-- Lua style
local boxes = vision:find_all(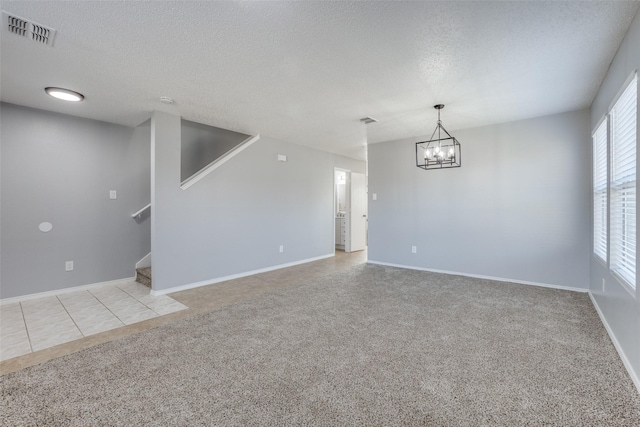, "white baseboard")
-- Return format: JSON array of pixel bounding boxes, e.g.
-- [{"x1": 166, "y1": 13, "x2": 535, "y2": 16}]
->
[
  {"x1": 150, "y1": 253, "x2": 335, "y2": 296},
  {"x1": 588, "y1": 292, "x2": 640, "y2": 395},
  {"x1": 0, "y1": 277, "x2": 136, "y2": 306},
  {"x1": 135, "y1": 252, "x2": 152, "y2": 269},
  {"x1": 366, "y1": 260, "x2": 589, "y2": 293}
]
